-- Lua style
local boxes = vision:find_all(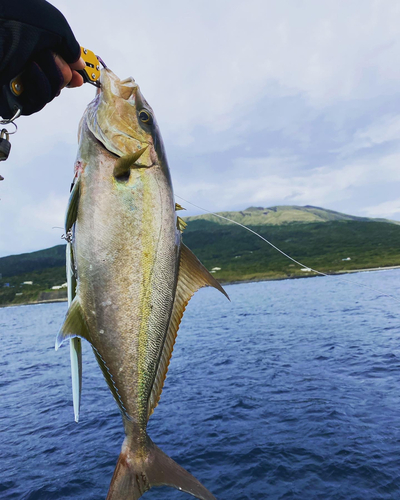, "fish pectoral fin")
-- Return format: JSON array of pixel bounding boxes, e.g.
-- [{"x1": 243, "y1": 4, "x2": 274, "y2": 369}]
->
[
  {"x1": 55, "y1": 297, "x2": 90, "y2": 350},
  {"x1": 147, "y1": 244, "x2": 229, "y2": 419},
  {"x1": 106, "y1": 437, "x2": 216, "y2": 500},
  {"x1": 113, "y1": 146, "x2": 149, "y2": 179},
  {"x1": 65, "y1": 176, "x2": 81, "y2": 233}
]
